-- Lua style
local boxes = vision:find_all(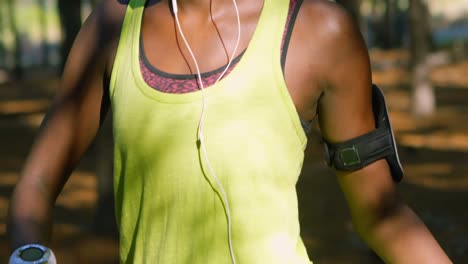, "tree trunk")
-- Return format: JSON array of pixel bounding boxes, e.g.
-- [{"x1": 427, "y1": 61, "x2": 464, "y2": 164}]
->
[
  {"x1": 57, "y1": 0, "x2": 82, "y2": 71},
  {"x1": 6, "y1": 0, "x2": 22, "y2": 79},
  {"x1": 409, "y1": 0, "x2": 435, "y2": 116},
  {"x1": 0, "y1": 2, "x2": 5, "y2": 68},
  {"x1": 383, "y1": 0, "x2": 398, "y2": 49},
  {"x1": 38, "y1": 0, "x2": 49, "y2": 66},
  {"x1": 371, "y1": 0, "x2": 378, "y2": 15}
]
